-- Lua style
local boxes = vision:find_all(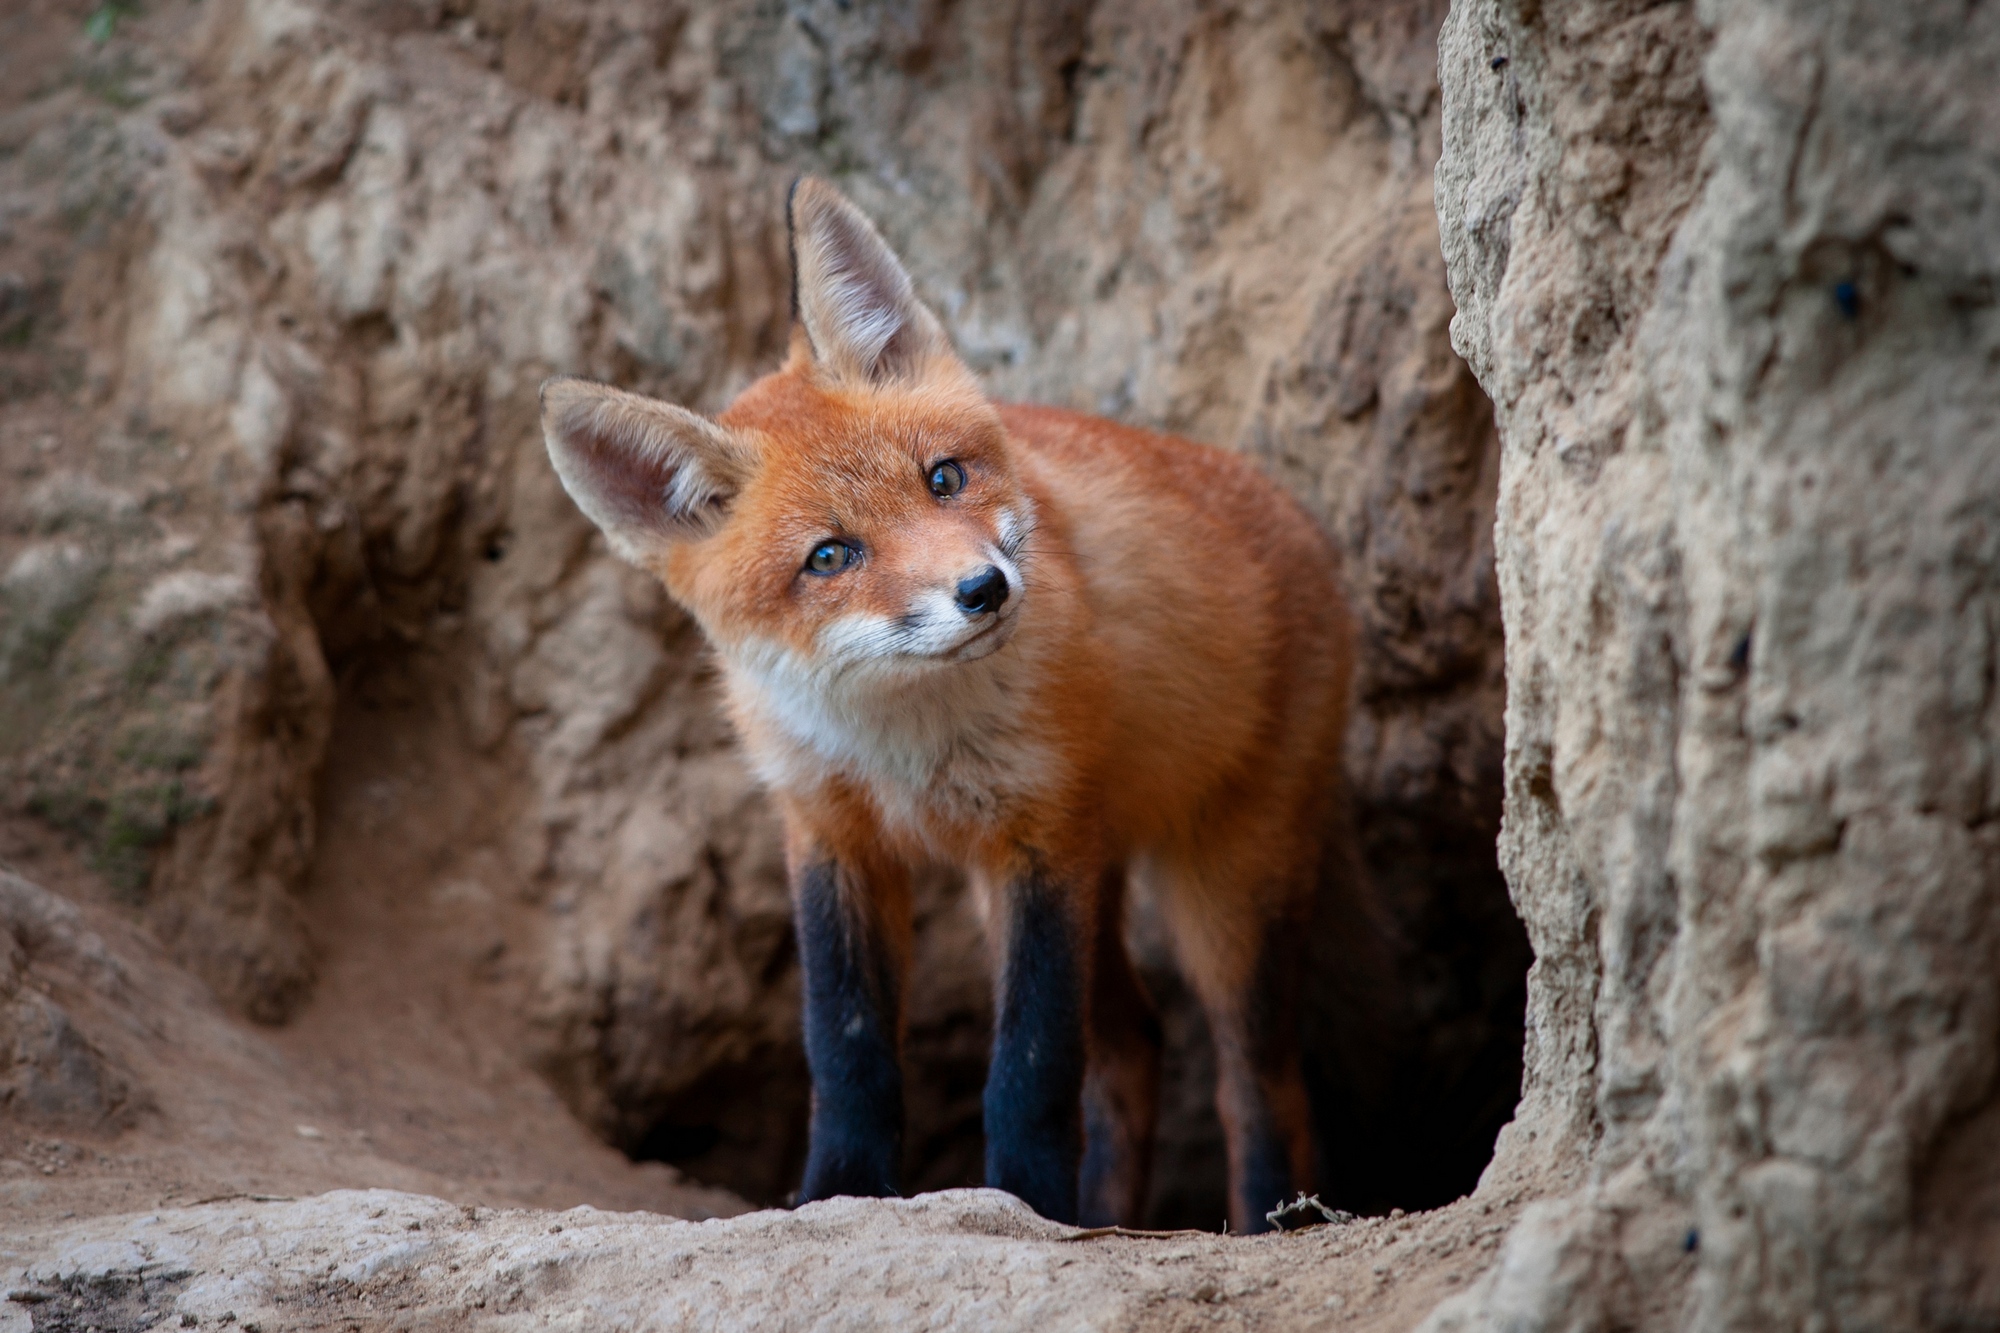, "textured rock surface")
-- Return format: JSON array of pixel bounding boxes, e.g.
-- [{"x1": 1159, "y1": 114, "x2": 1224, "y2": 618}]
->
[
  {"x1": 0, "y1": 0, "x2": 1521, "y2": 1218},
  {"x1": 1432, "y1": 0, "x2": 2000, "y2": 1327}
]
